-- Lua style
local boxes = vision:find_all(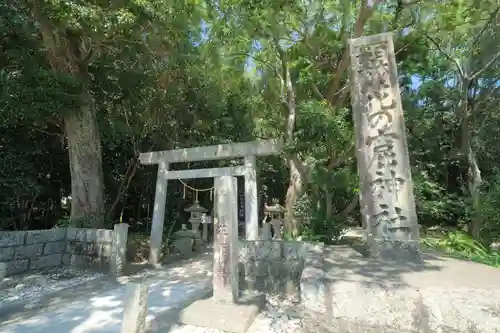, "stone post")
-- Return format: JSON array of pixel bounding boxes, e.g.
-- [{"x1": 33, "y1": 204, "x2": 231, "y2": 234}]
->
[
  {"x1": 259, "y1": 223, "x2": 271, "y2": 240},
  {"x1": 270, "y1": 219, "x2": 282, "y2": 240},
  {"x1": 121, "y1": 282, "x2": 148, "y2": 333},
  {"x1": 149, "y1": 161, "x2": 169, "y2": 265},
  {"x1": 213, "y1": 176, "x2": 239, "y2": 303},
  {"x1": 0, "y1": 262, "x2": 6, "y2": 281},
  {"x1": 244, "y1": 155, "x2": 258, "y2": 241},
  {"x1": 111, "y1": 223, "x2": 129, "y2": 275},
  {"x1": 348, "y1": 33, "x2": 420, "y2": 262},
  {"x1": 202, "y1": 221, "x2": 208, "y2": 242}
]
